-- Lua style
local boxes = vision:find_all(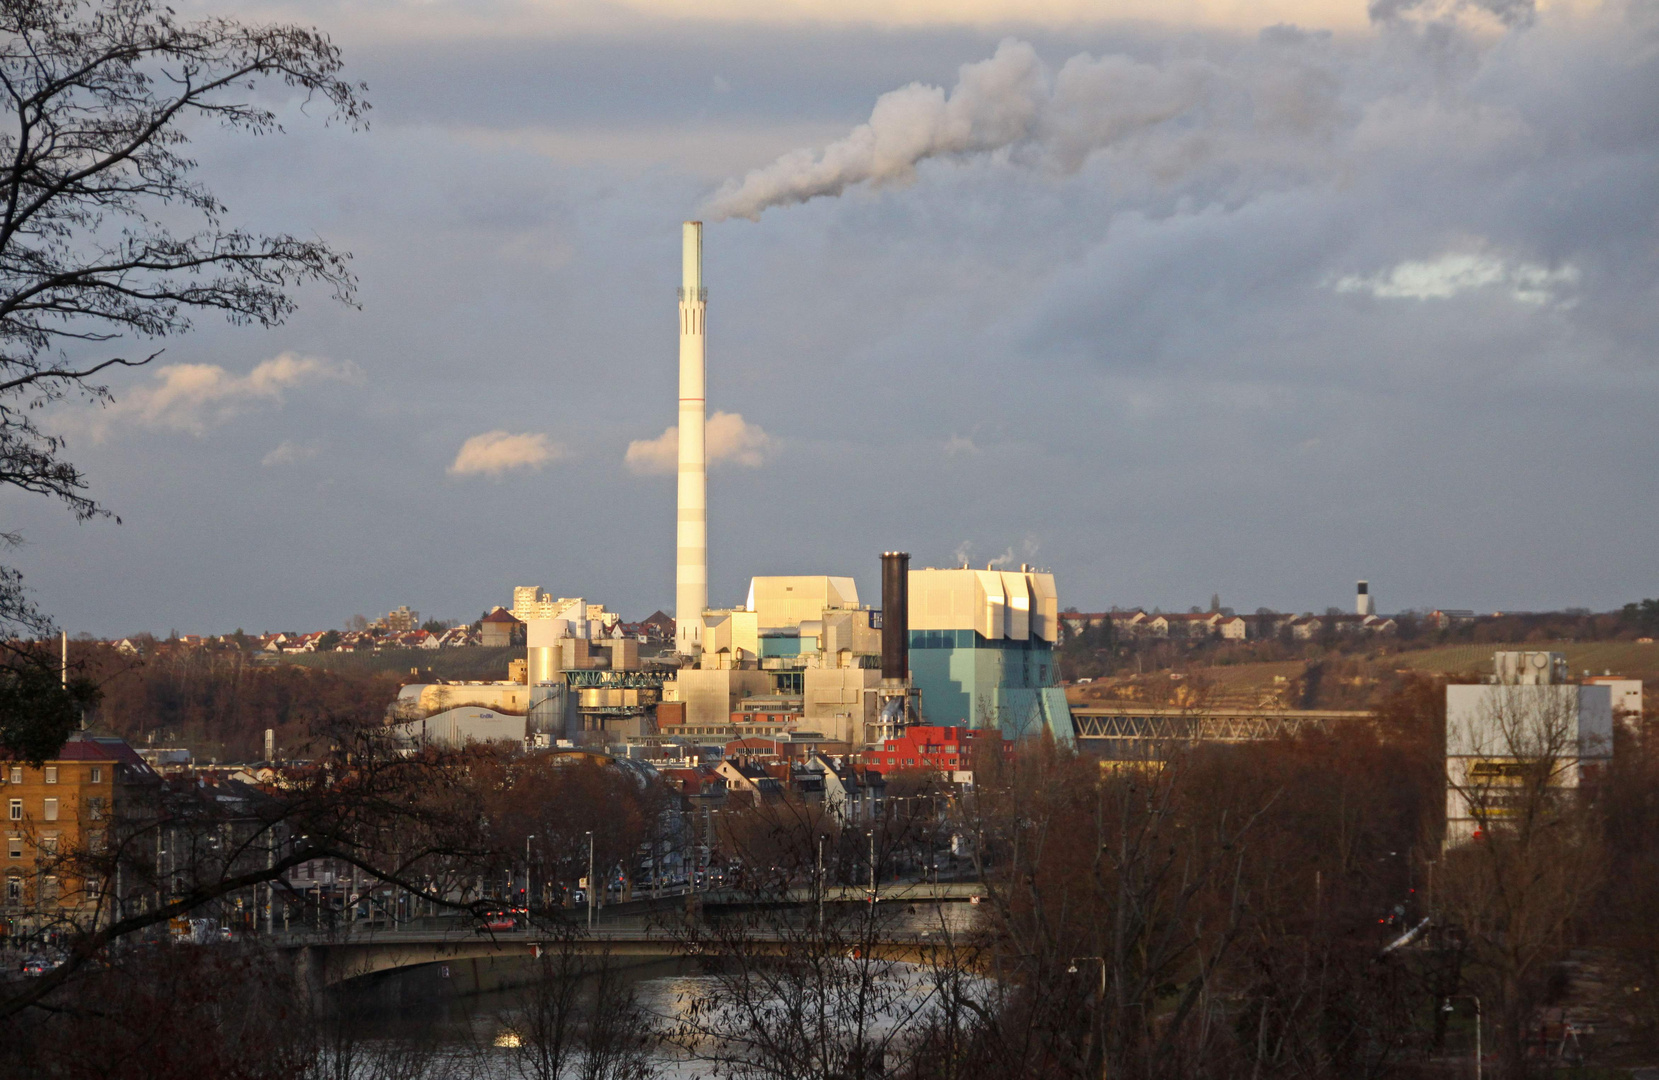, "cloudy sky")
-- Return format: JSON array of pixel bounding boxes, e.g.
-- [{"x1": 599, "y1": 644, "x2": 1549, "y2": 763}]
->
[{"x1": 7, "y1": 0, "x2": 1658, "y2": 634}]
